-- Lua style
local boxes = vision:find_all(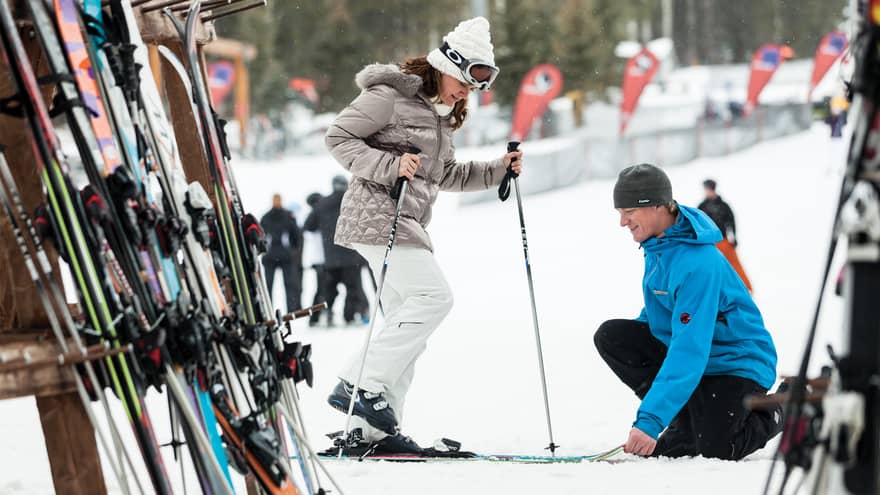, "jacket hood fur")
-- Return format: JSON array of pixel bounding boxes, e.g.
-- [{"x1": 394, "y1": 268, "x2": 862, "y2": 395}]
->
[{"x1": 355, "y1": 63, "x2": 423, "y2": 97}]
